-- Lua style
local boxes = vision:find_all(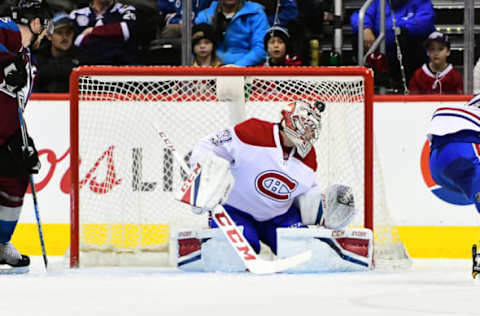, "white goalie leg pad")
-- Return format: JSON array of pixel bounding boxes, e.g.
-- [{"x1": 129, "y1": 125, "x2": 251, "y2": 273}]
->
[
  {"x1": 172, "y1": 228, "x2": 246, "y2": 272},
  {"x1": 175, "y1": 152, "x2": 234, "y2": 210},
  {"x1": 276, "y1": 228, "x2": 373, "y2": 273}
]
